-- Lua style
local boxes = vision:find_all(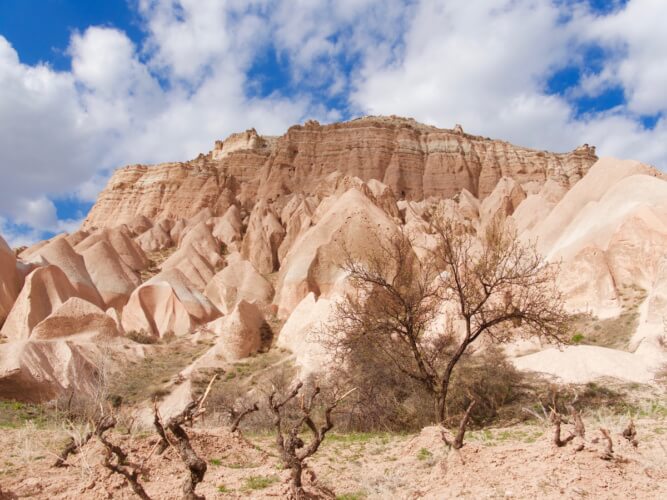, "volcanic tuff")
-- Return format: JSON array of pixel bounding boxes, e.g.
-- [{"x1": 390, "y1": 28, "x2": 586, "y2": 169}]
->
[
  {"x1": 83, "y1": 116, "x2": 597, "y2": 228},
  {"x1": 7, "y1": 114, "x2": 667, "y2": 412}
]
